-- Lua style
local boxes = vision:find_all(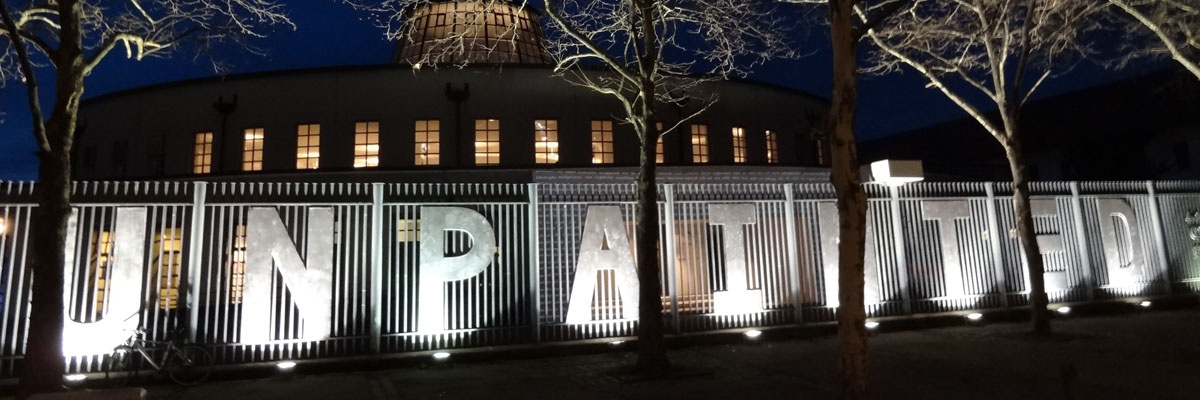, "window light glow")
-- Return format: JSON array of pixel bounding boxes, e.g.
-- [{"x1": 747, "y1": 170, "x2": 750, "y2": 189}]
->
[
  {"x1": 765, "y1": 130, "x2": 779, "y2": 164},
  {"x1": 535, "y1": 119, "x2": 559, "y2": 164},
  {"x1": 691, "y1": 124, "x2": 709, "y2": 163},
  {"x1": 296, "y1": 124, "x2": 320, "y2": 170},
  {"x1": 591, "y1": 120, "x2": 614, "y2": 164},
  {"x1": 242, "y1": 128, "x2": 264, "y2": 171},
  {"x1": 474, "y1": 119, "x2": 501, "y2": 165},
  {"x1": 731, "y1": 127, "x2": 747, "y2": 163},
  {"x1": 655, "y1": 122, "x2": 665, "y2": 164},
  {"x1": 0, "y1": 217, "x2": 7, "y2": 235},
  {"x1": 193, "y1": 132, "x2": 214, "y2": 174},
  {"x1": 415, "y1": 120, "x2": 441, "y2": 166},
  {"x1": 354, "y1": 122, "x2": 380, "y2": 168}
]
